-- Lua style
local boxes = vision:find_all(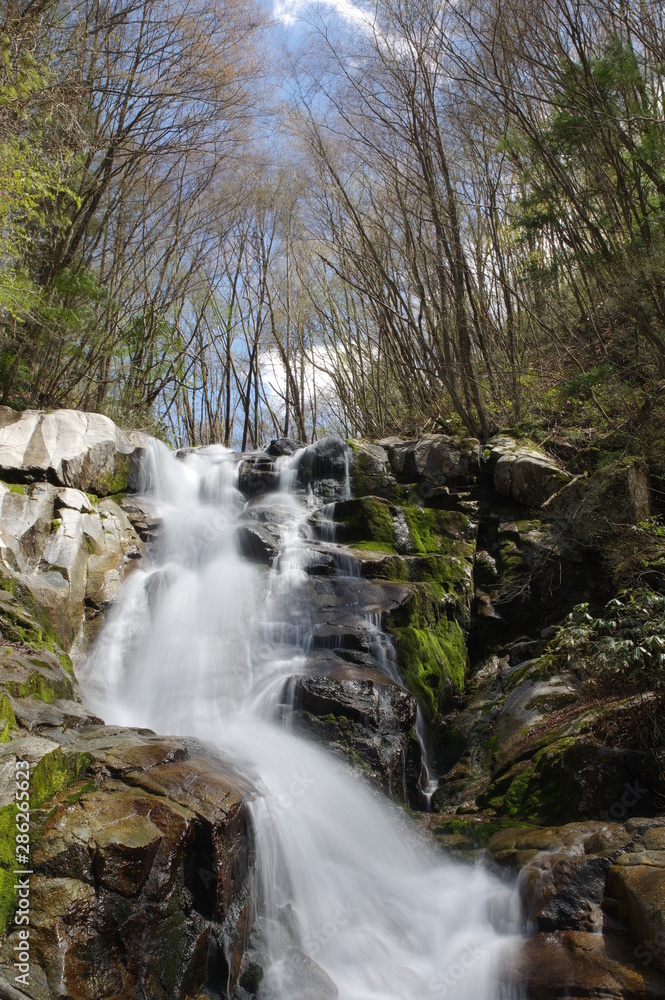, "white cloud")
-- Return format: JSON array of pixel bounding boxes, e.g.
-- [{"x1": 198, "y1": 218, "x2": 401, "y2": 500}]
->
[{"x1": 273, "y1": 0, "x2": 374, "y2": 30}]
